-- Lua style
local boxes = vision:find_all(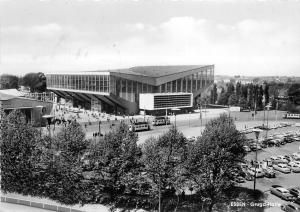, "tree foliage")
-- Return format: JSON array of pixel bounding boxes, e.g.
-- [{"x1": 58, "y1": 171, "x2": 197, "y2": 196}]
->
[
  {"x1": 20, "y1": 72, "x2": 46, "y2": 92},
  {"x1": 0, "y1": 110, "x2": 39, "y2": 194},
  {"x1": 0, "y1": 74, "x2": 19, "y2": 89},
  {"x1": 185, "y1": 114, "x2": 246, "y2": 212}
]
